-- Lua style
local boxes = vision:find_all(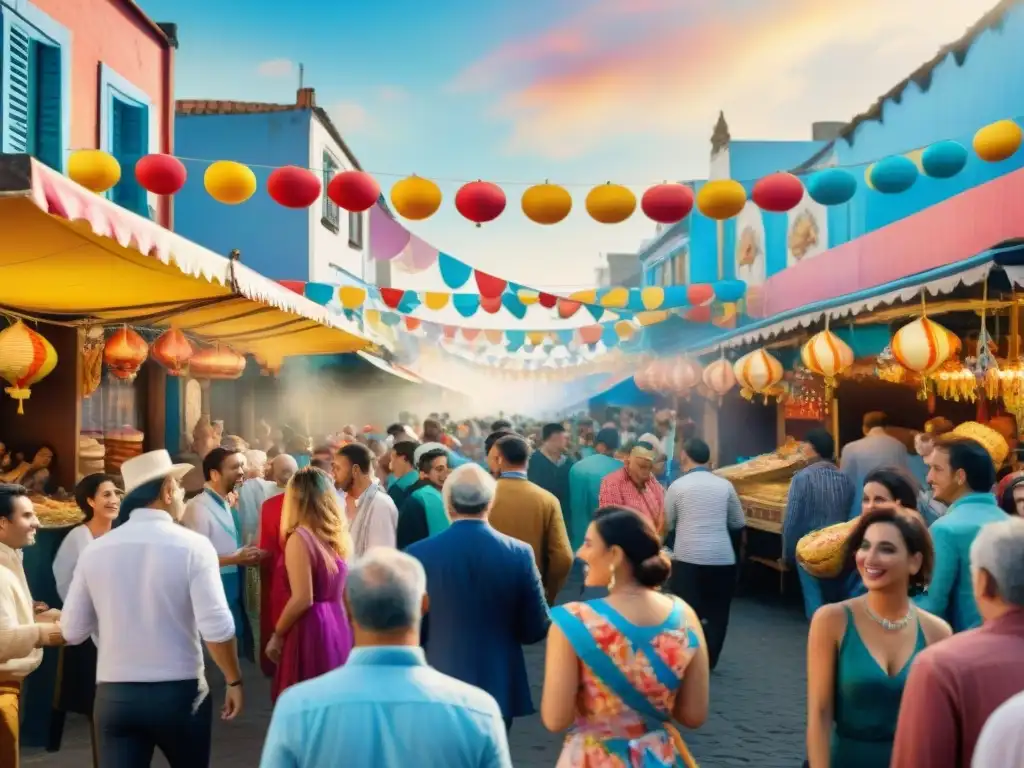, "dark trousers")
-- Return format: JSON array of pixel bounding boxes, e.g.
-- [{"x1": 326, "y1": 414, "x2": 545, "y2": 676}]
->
[
  {"x1": 94, "y1": 680, "x2": 212, "y2": 768},
  {"x1": 669, "y1": 560, "x2": 736, "y2": 669}
]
